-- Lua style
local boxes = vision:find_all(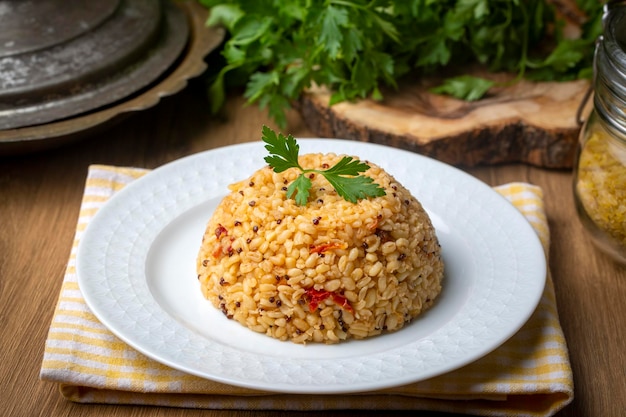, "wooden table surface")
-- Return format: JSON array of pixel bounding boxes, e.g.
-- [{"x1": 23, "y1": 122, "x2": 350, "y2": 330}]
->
[{"x1": 1, "y1": 83, "x2": 624, "y2": 417}]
